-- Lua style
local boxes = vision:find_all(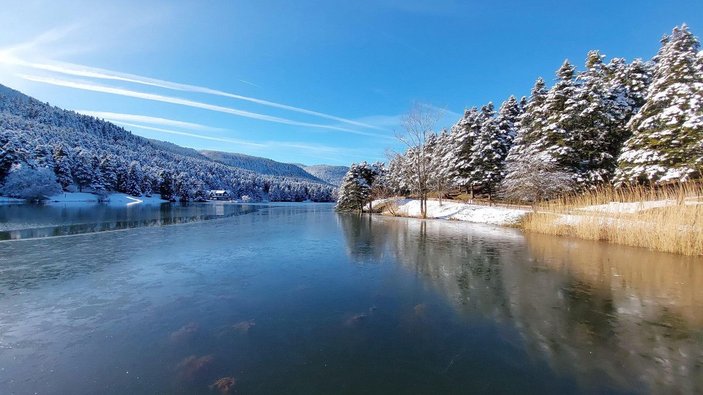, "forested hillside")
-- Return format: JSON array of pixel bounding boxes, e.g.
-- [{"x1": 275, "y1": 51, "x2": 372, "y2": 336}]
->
[
  {"x1": 200, "y1": 150, "x2": 326, "y2": 183},
  {"x1": 300, "y1": 165, "x2": 349, "y2": 186},
  {"x1": 0, "y1": 85, "x2": 335, "y2": 202},
  {"x1": 337, "y1": 24, "x2": 702, "y2": 212}
]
